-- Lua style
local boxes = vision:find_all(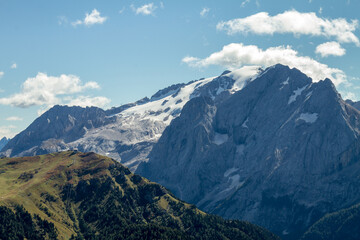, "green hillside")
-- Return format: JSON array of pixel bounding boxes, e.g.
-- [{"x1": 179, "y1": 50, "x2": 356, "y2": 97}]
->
[
  {"x1": 301, "y1": 202, "x2": 360, "y2": 240},
  {"x1": 0, "y1": 151, "x2": 279, "y2": 240}
]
